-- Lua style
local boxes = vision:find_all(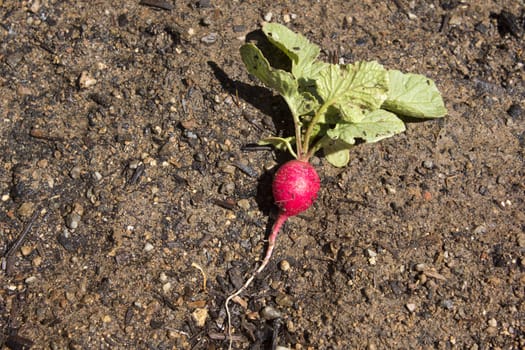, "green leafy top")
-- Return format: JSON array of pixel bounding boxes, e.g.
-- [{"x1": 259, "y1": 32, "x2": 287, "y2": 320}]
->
[{"x1": 241, "y1": 23, "x2": 447, "y2": 167}]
